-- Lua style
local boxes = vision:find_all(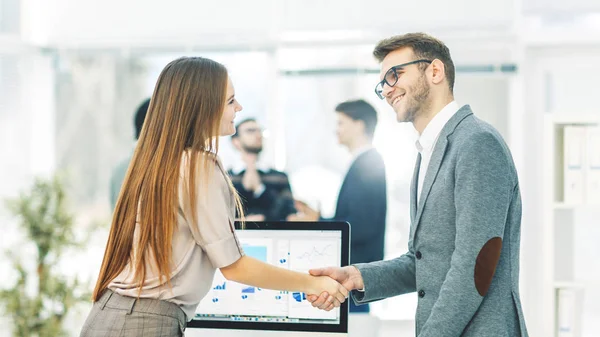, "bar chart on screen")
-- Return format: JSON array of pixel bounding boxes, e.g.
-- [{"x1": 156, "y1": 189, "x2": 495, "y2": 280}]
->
[{"x1": 197, "y1": 238, "x2": 290, "y2": 317}]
